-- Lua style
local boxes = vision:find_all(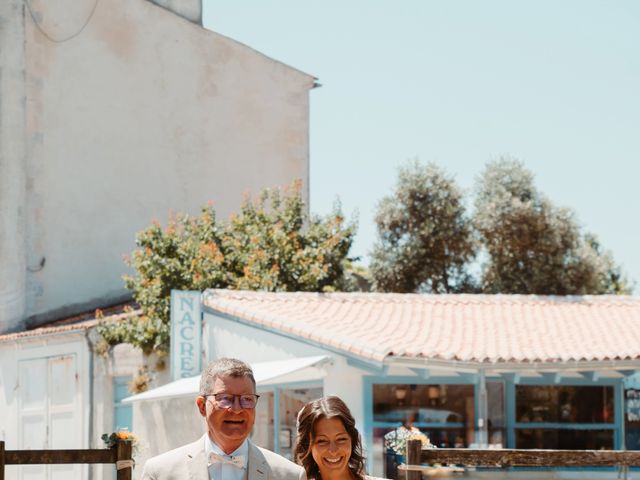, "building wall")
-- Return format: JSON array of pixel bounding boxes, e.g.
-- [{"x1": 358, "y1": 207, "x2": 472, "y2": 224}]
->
[
  {"x1": 0, "y1": 328, "x2": 168, "y2": 480},
  {"x1": 1, "y1": 0, "x2": 314, "y2": 331},
  {"x1": 0, "y1": 333, "x2": 90, "y2": 479},
  {"x1": 206, "y1": 312, "x2": 328, "y2": 363},
  {"x1": 0, "y1": 0, "x2": 28, "y2": 330},
  {"x1": 150, "y1": 0, "x2": 202, "y2": 23}
]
